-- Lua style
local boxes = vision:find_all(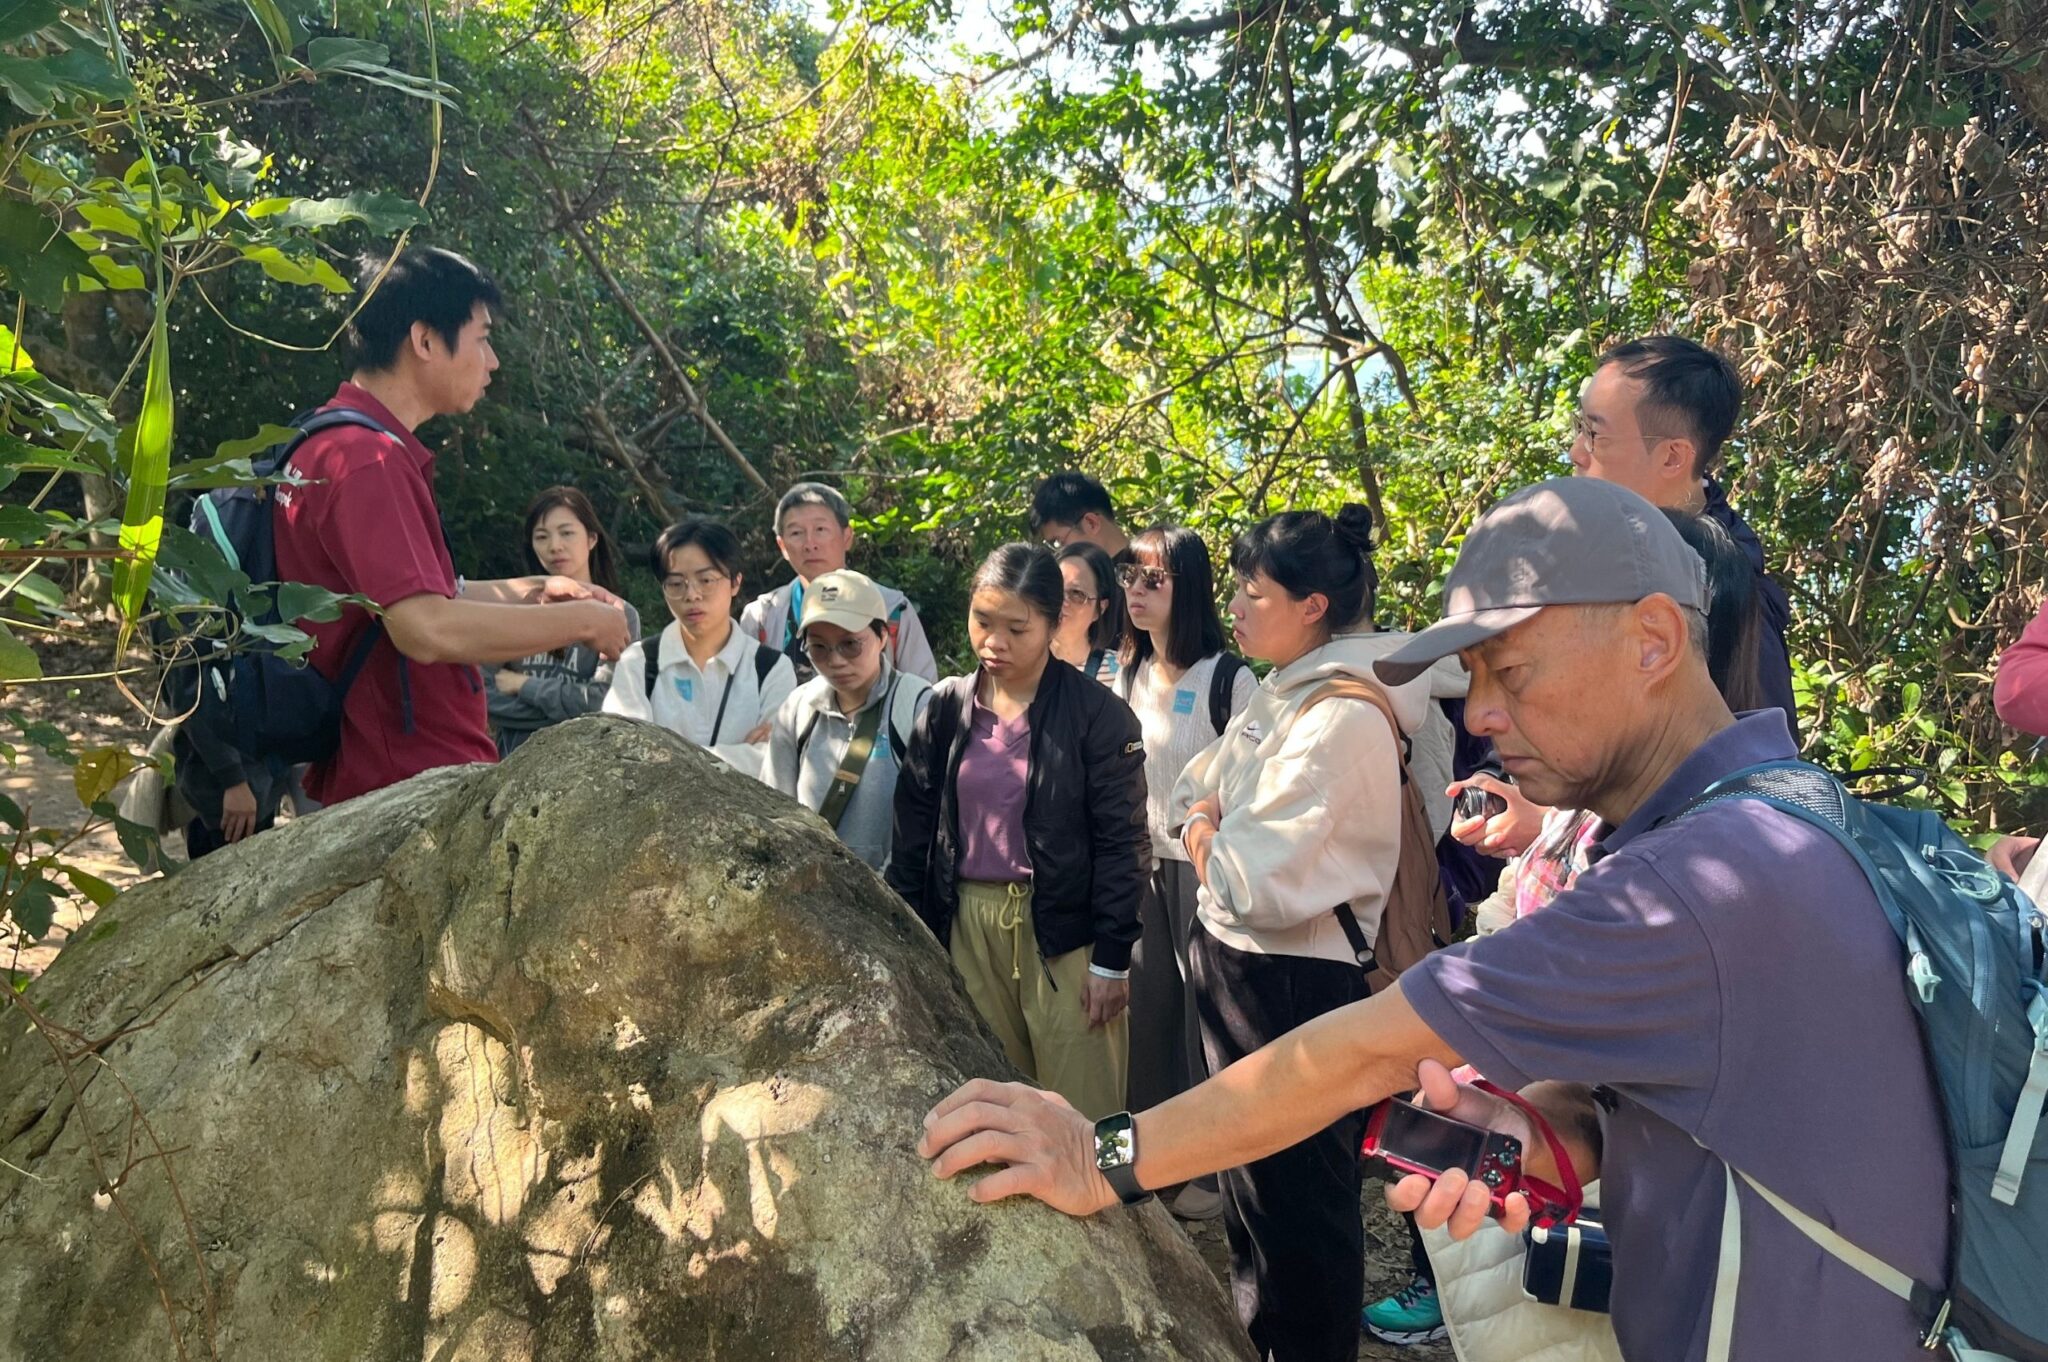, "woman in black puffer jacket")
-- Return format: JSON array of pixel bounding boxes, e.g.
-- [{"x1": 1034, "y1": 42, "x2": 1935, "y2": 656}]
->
[{"x1": 888, "y1": 542, "x2": 1148, "y2": 1120}]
